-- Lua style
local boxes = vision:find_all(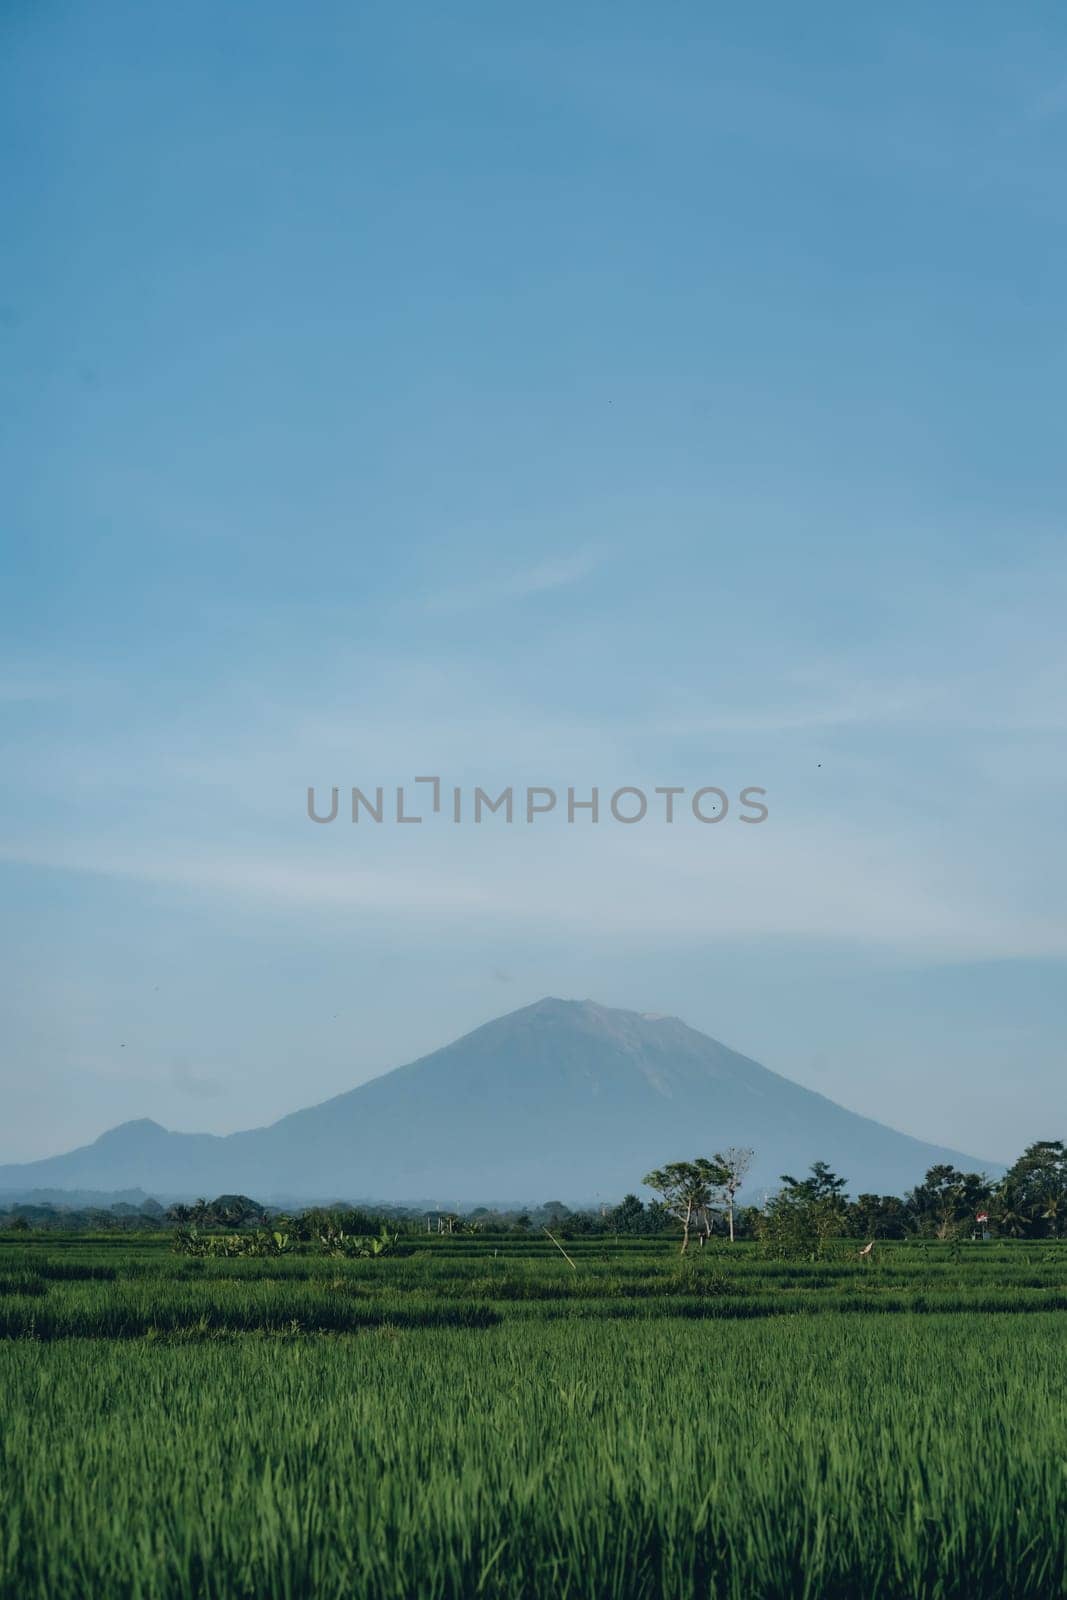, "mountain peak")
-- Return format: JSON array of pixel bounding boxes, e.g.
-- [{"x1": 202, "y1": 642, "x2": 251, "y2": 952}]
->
[
  {"x1": 526, "y1": 995, "x2": 603, "y2": 1012},
  {"x1": 94, "y1": 1118, "x2": 169, "y2": 1147},
  {"x1": 524, "y1": 996, "x2": 680, "y2": 1025}
]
